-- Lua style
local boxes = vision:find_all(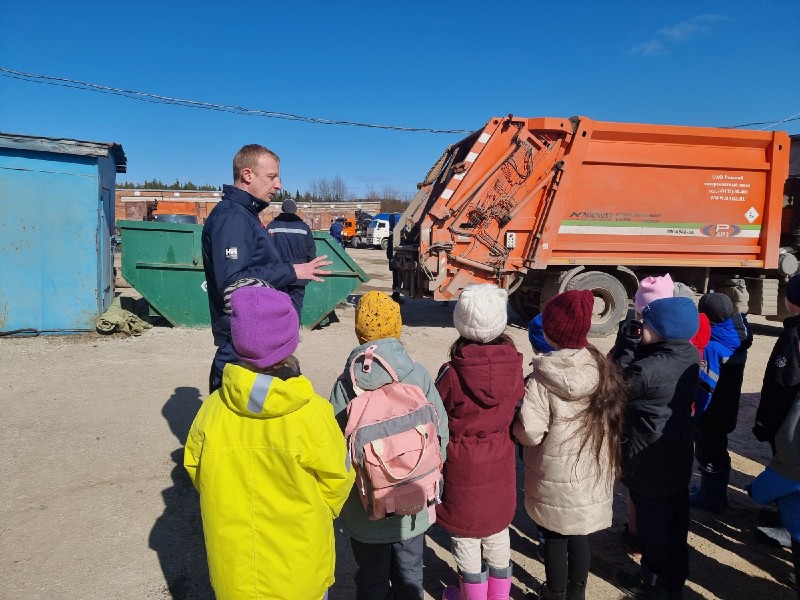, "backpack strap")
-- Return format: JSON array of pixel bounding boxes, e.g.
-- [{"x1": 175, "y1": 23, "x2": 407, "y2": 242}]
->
[{"x1": 349, "y1": 344, "x2": 401, "y2": 394}]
